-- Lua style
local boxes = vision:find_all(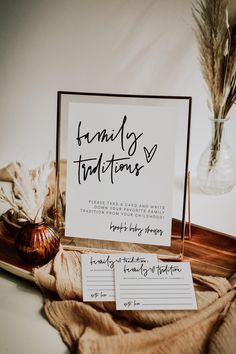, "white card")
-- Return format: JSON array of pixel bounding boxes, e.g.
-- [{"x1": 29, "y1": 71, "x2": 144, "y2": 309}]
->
[
  {"x1": 115, "y1": 261, "x2": 197, "y2": 310},
  {"x1": 81, "y1": 253, "x2": 157, "y2": 301},
  {"x1": 65, "y1": 102, "x2": 176, "y2": 246}
]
